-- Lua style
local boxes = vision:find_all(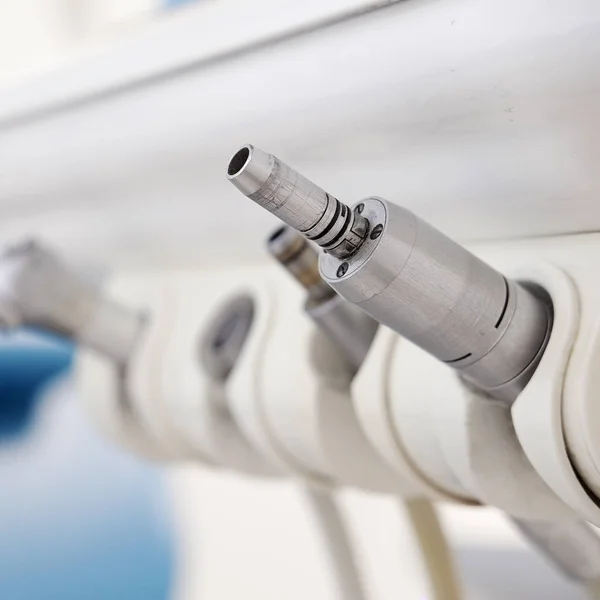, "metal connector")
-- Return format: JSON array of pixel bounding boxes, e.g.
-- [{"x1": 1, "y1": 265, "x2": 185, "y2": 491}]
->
[
  {"x1": 228, "y1": 145, "x2": 551, "y2": 401},
  {"x1": 266, "y1": 225, "x2": 378, "y2": 371},
  {"x1": 0, "y1": 240, "x2": 145, "y2": 365},
  {"x1": 228, "y1": 145, "x2": 369, "y2": 259},
  {"x1": 267, "y1": 226, "x2": 335, "y2": 305}
]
